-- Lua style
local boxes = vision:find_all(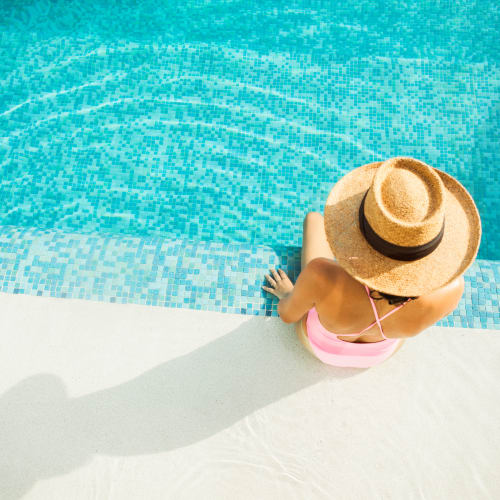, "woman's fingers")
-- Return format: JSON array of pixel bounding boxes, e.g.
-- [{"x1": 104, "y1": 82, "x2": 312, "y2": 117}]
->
[
  {"x1": 263, "y1": 268, "x2": 294, "y2": 299},
  {"x1": 263, "y1": 268, "x2": 292, "y2": 298},
  {"x1": 270, "y1": 268, "x2": 281, "y2": 281},
  {"x1": 265, "y1": 274, "x2": 276, "y2": 286},
  {"x1": 262, "y1": 285, "x2": 277, "y2": 296},
  {"x1": 278, "y1": 268, "x2": 288, "y2": 280}
]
